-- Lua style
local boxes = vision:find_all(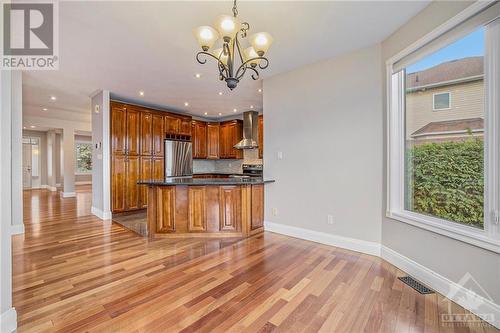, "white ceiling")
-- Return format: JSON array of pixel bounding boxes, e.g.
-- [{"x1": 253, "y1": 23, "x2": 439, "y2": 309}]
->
[{"x1": 23, "y1": 1, "x2": 429, "y2": 123}]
